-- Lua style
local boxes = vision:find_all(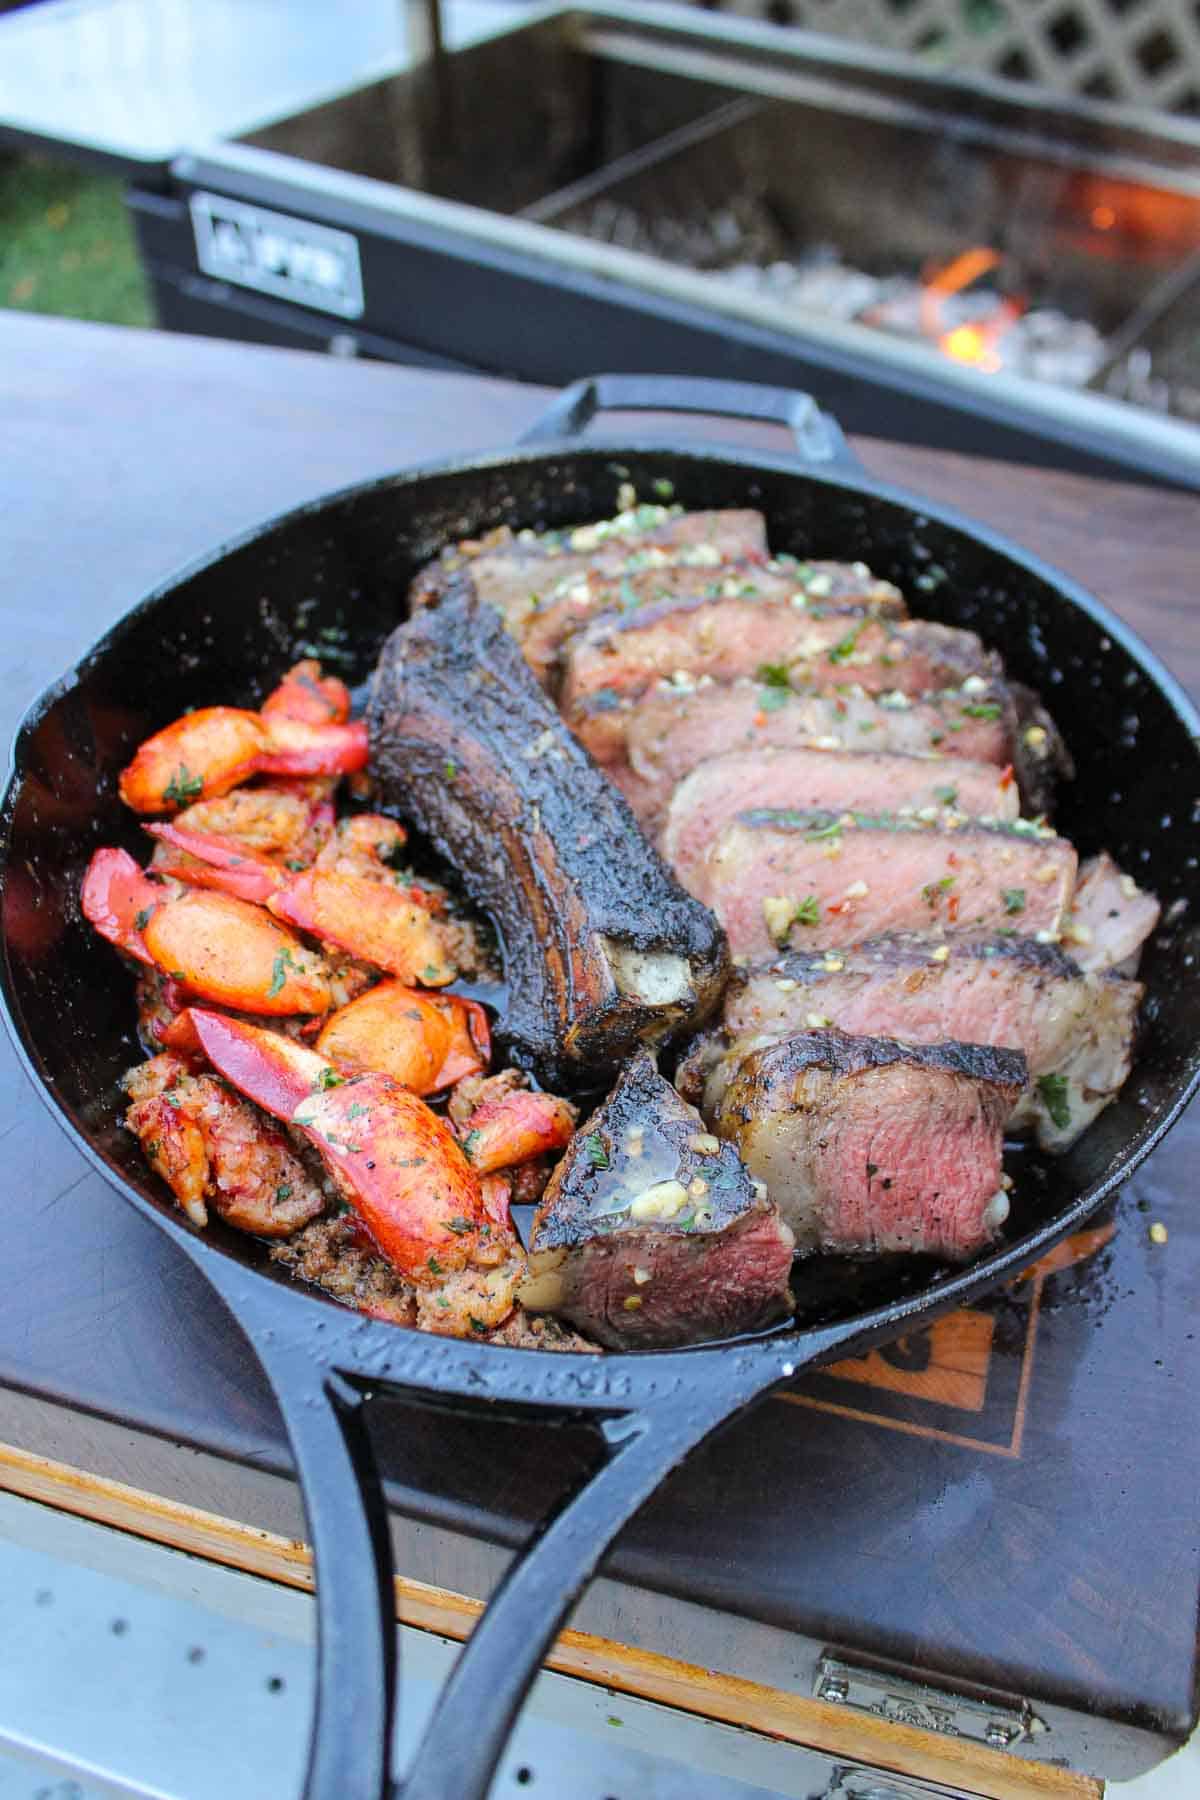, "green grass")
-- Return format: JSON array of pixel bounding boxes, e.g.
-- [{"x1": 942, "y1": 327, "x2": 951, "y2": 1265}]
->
[{"x1": 0, "y1": 154, "x2": 152, "y2": 326}]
